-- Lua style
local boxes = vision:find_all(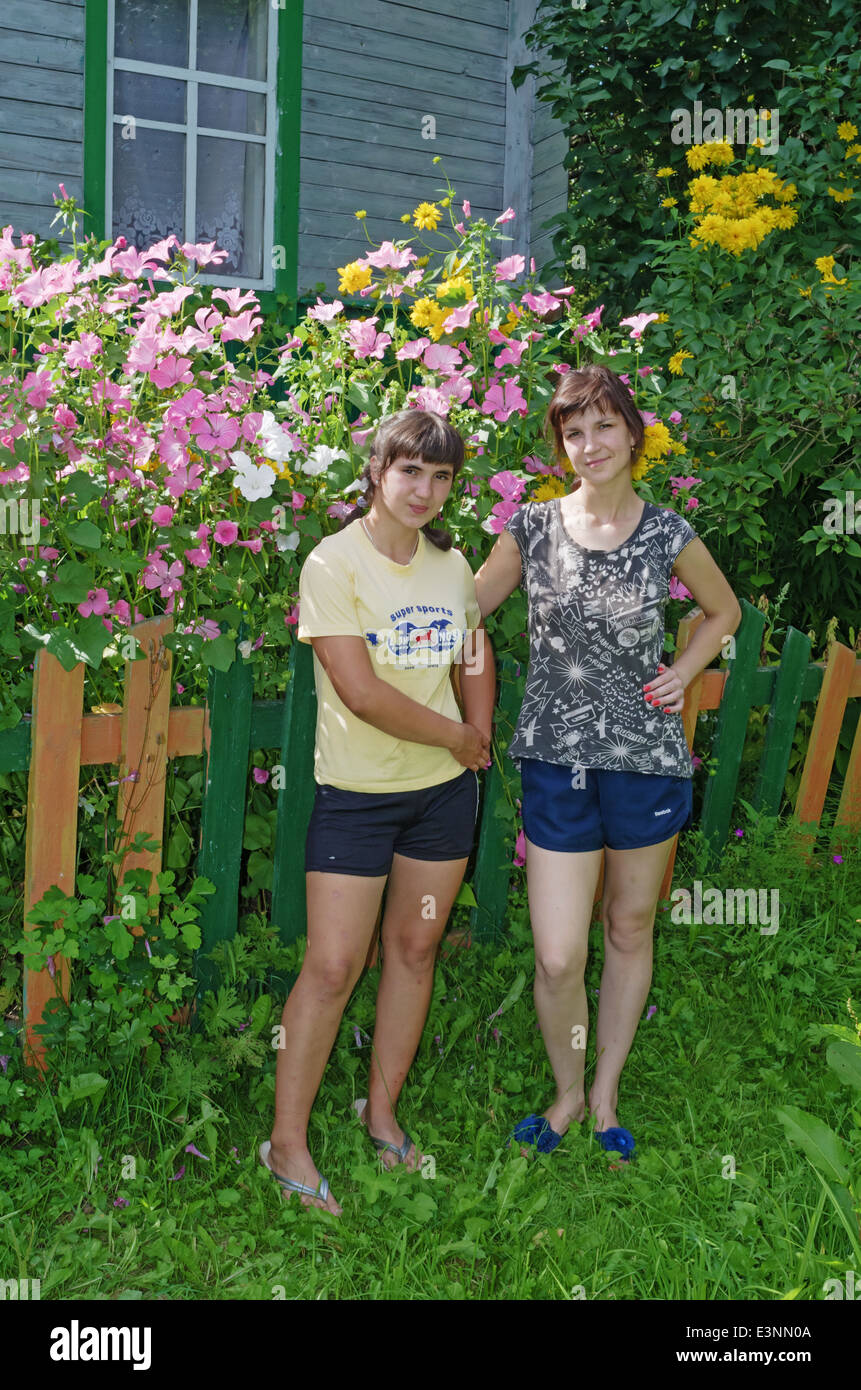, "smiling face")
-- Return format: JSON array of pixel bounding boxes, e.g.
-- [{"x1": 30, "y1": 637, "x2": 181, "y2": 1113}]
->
[
  {"x1": 560, "y1": 404, "x2": 638, "y2": 487},
  {"x1": 370, "y1": 453, "x2": 456, "y2": 526}
]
